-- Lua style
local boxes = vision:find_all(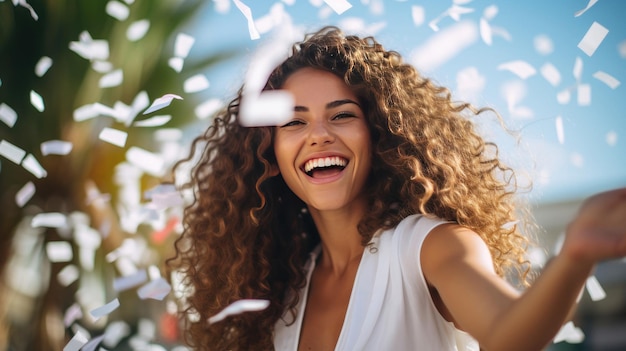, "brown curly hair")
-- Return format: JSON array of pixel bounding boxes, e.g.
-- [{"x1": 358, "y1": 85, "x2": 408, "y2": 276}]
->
[{"x1": 169, "y1": 26, "x2": 535, "y2": 350}]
